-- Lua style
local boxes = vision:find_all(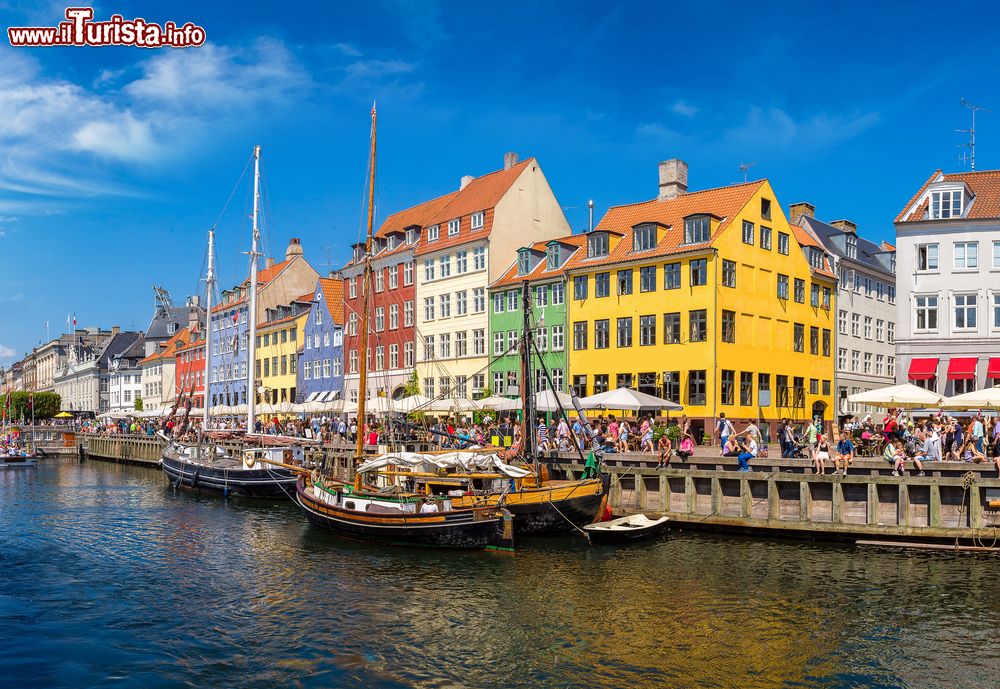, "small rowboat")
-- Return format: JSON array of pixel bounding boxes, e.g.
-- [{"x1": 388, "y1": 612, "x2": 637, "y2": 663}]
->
[{"x1": 584, "y1": 514, "x2": 669, "y2": 545}]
